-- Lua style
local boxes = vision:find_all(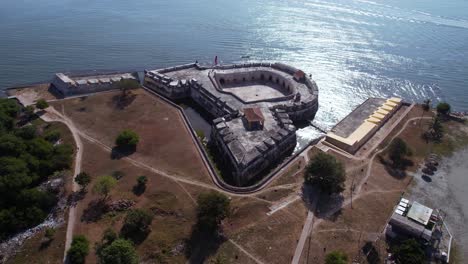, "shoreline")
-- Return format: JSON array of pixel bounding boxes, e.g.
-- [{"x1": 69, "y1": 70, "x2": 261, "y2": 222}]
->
[{"x1": 407, "y1": 146, "x2": 468, "y2": 261}]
